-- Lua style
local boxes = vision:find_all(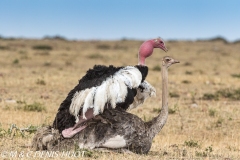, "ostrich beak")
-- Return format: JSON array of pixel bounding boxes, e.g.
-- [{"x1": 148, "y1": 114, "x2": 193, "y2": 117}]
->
[
  {"x1": 173, "y1": 60, "x2": 180, "y2": 64},
  {"x1": 162, "y1": 47, "x2": 168, "y2": 52}
]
